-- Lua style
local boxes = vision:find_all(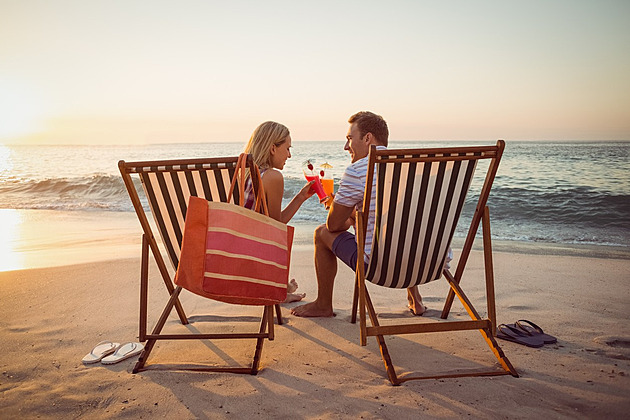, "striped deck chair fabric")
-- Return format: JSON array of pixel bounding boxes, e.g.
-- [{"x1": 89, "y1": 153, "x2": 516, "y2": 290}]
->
[
  {"x1": 353, "y1": 141, "x2": 518, "y2": 385},
  {"x1": 118, "y1": 155, "x2": 280, "y2": 375},
  {"x1": 366, "y1": 151, "x2": 477, "y2": 289},
  {"x1": 130, "y1": 159, "x2": 239, "y2": 270}
]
